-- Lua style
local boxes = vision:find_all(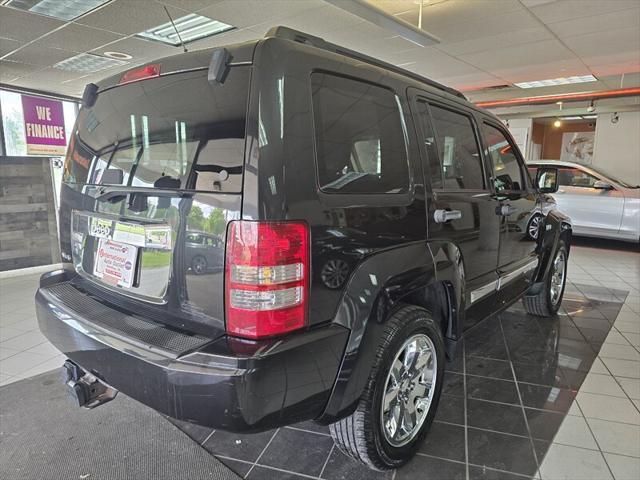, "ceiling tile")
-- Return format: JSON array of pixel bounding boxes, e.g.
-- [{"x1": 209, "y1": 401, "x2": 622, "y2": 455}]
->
[
  {"x1": 186, "y1": 27, "x2": 261, "y2": 51},
  {"x1": 527, "y1": 0, "x2": 640, "y2": 24},
  {"x1": 547, "y1": 7, "x2": 640, "y2": 39},
  {"x1": 91, "y1": 37, "x2": 181, "y2": 62},
  {"x1": 0, "y1": 60, "x2": 42, "y2": 83},
  {"x1": 155, "y1": 0, "x2": 223, "y2": 12},
  {"x1": 197, "y1": 0, "x2": 322, "y2": 30},
  {"x1": 491, "y1": 58, "x2": 590, "y2": 84},
  {"x1": 390, "y1": 47, "x2": 478, "y2": 78},
  {"x1": 0, "y1": 38, "x2": 23, "y2": 58},
  {"x1": 399, "y1": 0, "x2": 524, "y2": 26},
  {"x1": 401, "y1": 8, "x2": 539, "y2": 44},
  {"x1": 435, "y1": 71, "x2": 507, "y2": 91},
  {"x1": 255, "y1": 4, "x2": 363, "y2": 38},
  {"x1": 458, "y1": 39, "x2": 576, "y2": 71},
  {"x1": 33, "y1": 23, "x2": 125, "y2": 53},
  {"x1": 563, "y1": 27, "x2": 640, "y2": 58},
  {"x1": 75, "y1": 0, "x2": 187, "y2": 35},
  {"x1": 590, "y1": 60, "x2": 640, "y2": 77},
  {"x1": 437, "y1": 27, "x2": 553, "y2": 57},
  {"x1": 0, "y1": 6, "x2": 65, "y2": 43},
  {"x1": 4, "y1": 44, "x2": 76, "y2": 67},
  {"x1": 598, "y1": 72, "x2": 640, "y2": 90}
]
